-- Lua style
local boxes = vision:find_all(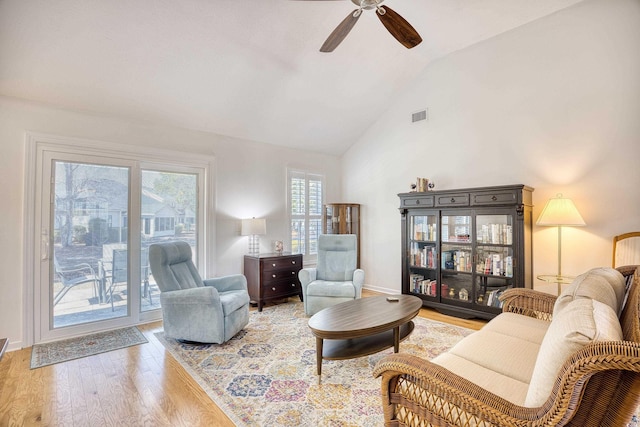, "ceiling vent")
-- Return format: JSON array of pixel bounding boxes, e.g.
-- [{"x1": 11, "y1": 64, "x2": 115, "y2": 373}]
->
[{"x1": 412, "y1": 109, "x2": 428, "y2": 123}]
